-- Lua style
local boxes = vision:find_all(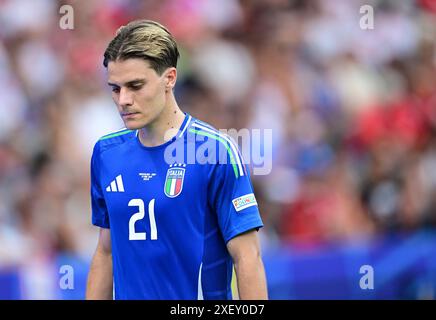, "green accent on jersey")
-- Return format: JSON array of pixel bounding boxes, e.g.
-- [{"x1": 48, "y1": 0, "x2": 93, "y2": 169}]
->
[
  {"x1": 188, "y1": 128, "x2": 239, "y2": 179},
  {"x1": 165, "y1": 178, "x2": 172, "y2": 195},
  {"x1": 100, "y1": 129, "x2": 133, "y2": 141}
]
